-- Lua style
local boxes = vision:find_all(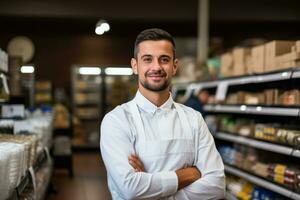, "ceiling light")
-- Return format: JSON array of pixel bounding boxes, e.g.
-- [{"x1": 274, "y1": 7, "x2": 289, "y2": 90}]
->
[
  {"x1": 105, "y1": 67, "x2": 133, "y2": 75},
  {"x1": 21, "y1": 65, "x2": 34, "y2": 73},
  {"x1": 95, "y1": 20, "x2": 110, "y2": 35},
  {"x1": 79, "y1": 67, "x2": 101, "y2": 75}
]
